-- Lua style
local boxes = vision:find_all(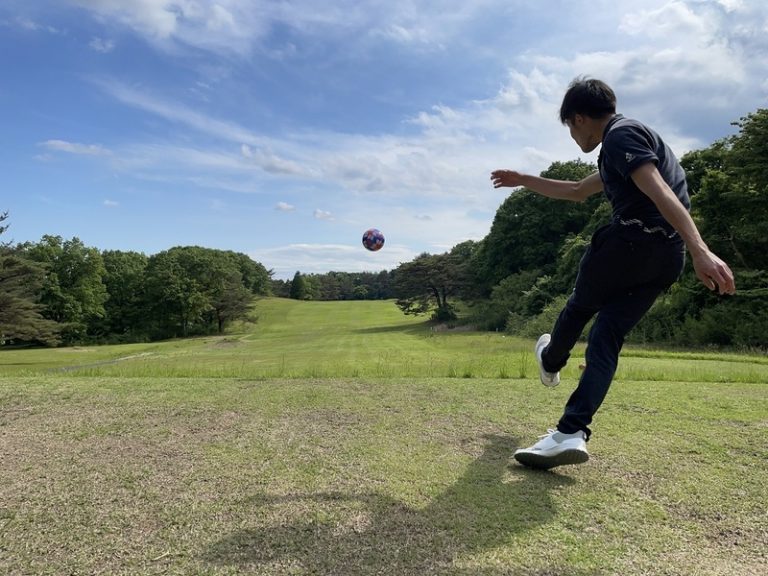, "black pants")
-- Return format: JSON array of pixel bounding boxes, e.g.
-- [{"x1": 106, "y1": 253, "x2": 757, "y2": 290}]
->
[{"x1": 541, "y1": 223, "x2": 685, "y2": 439}]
